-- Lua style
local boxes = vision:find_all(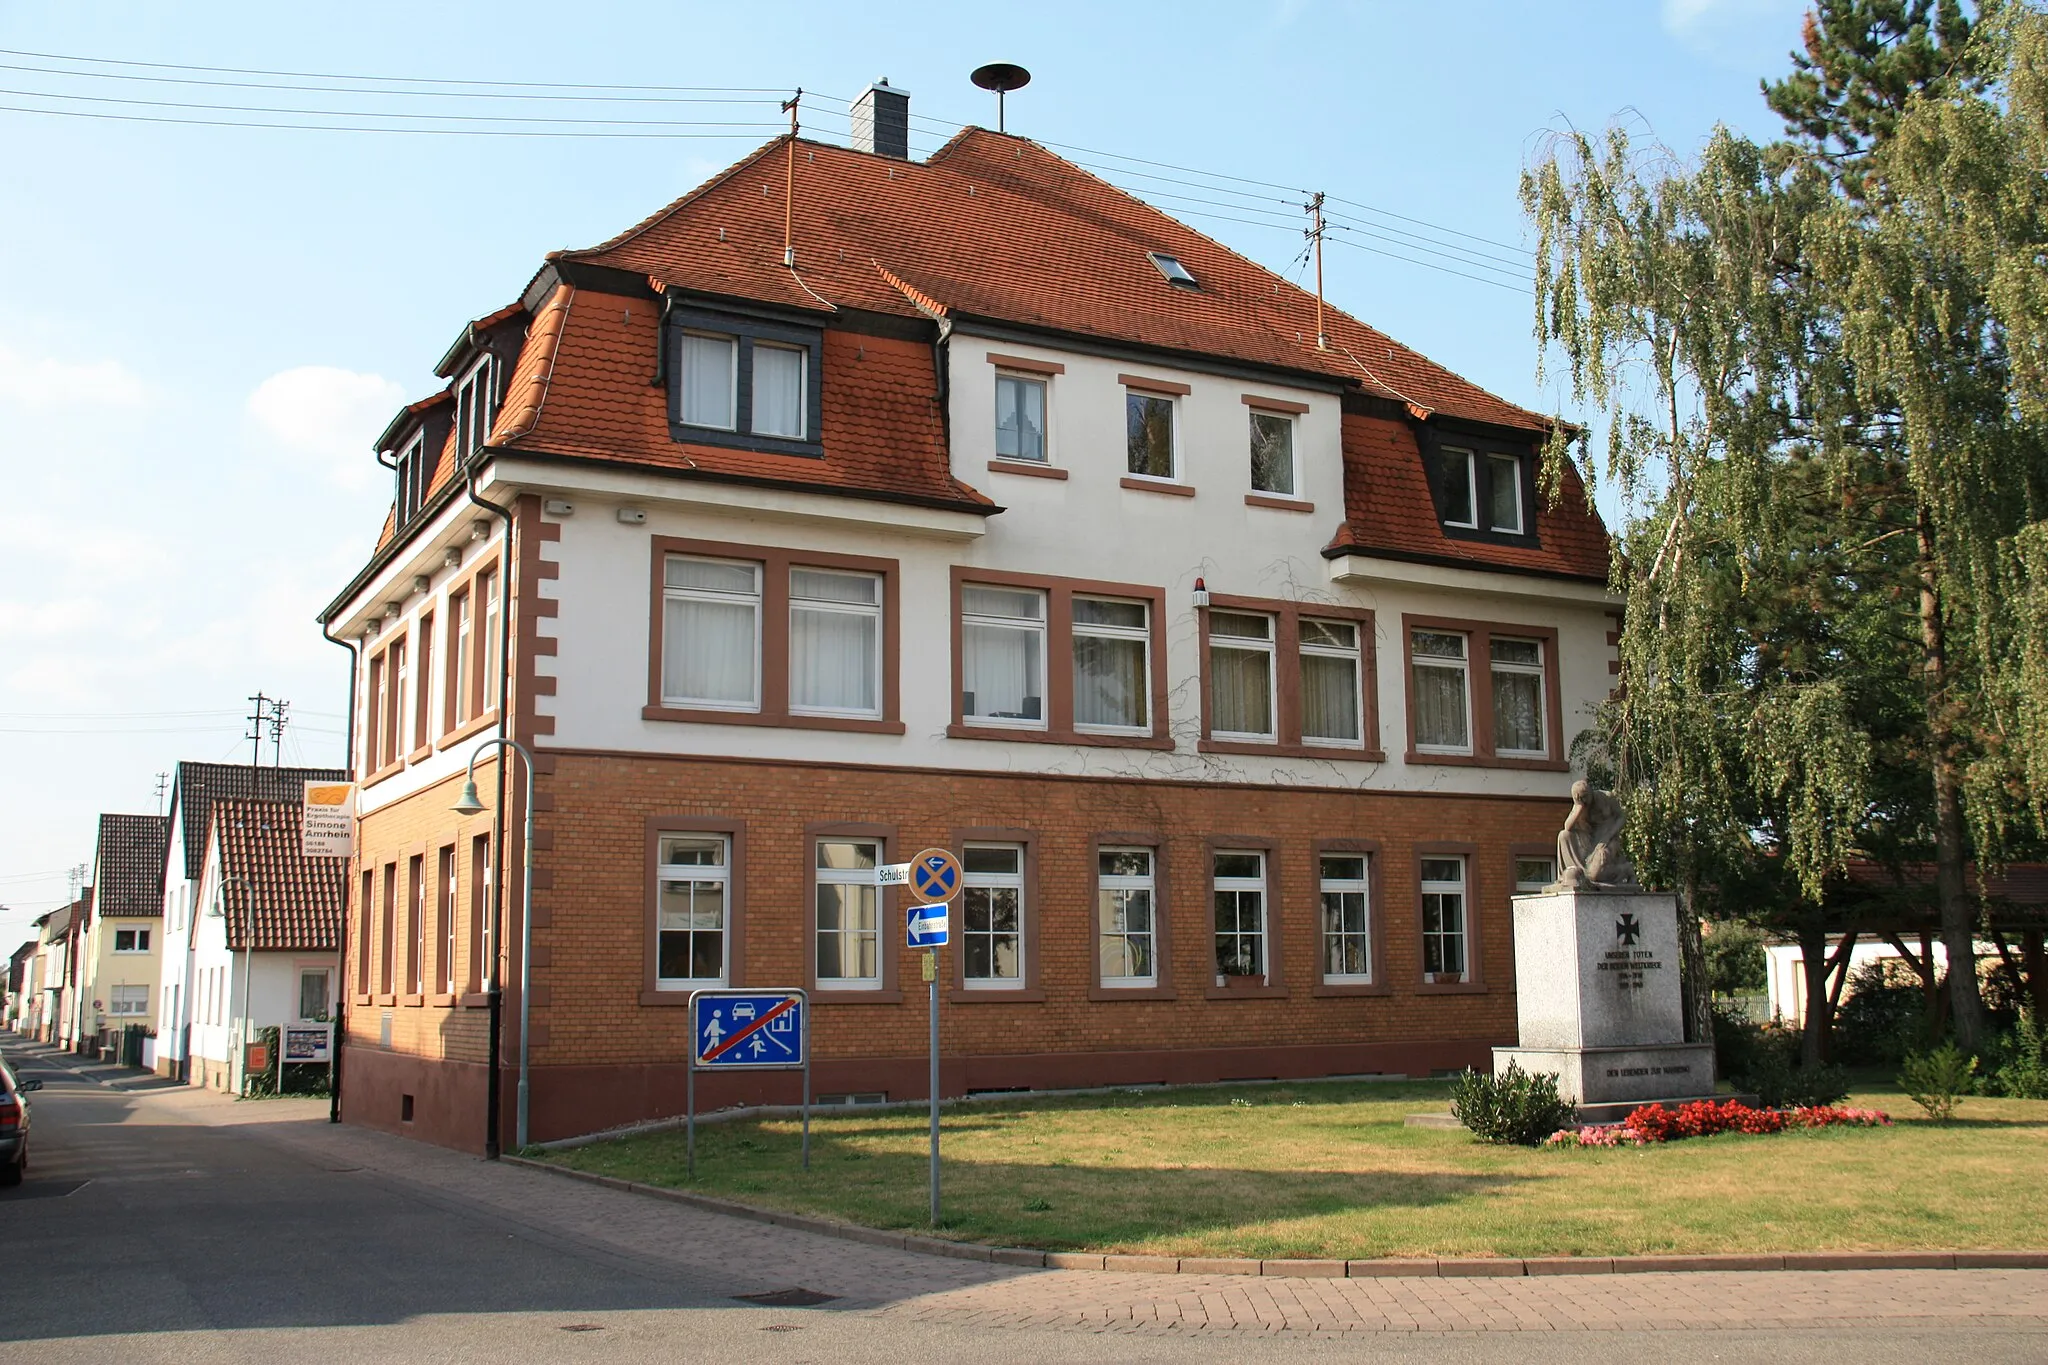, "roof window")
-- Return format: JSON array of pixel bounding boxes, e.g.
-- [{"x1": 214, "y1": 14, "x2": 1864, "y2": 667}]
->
[{"x1": 1147, "y1": 252, "x2": 1198, "y2": 289}]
